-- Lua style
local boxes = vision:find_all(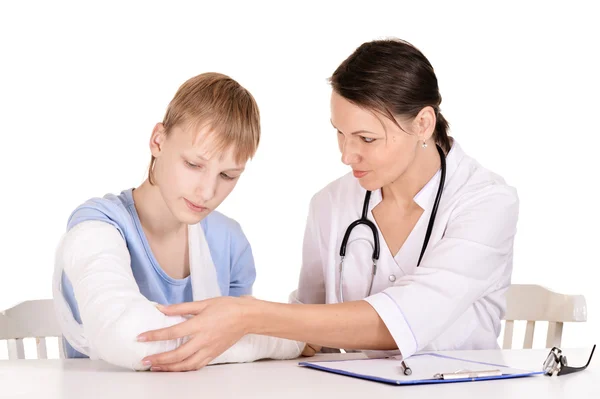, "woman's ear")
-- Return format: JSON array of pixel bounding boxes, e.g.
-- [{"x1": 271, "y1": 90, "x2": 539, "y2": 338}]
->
[
  {"x1": 413, "y1": 106, "x2": 436, "y2": 142},
  {"x1": 150, "y1": 123, "x2": 167, "y2": 158}
]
